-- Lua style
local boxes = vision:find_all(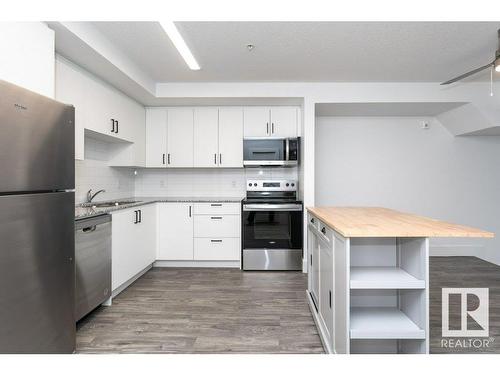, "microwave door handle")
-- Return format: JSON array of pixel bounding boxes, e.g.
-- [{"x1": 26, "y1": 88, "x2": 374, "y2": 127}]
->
[{"x1": 285, "y1": 139, "x2": 290, "y2": 161}]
